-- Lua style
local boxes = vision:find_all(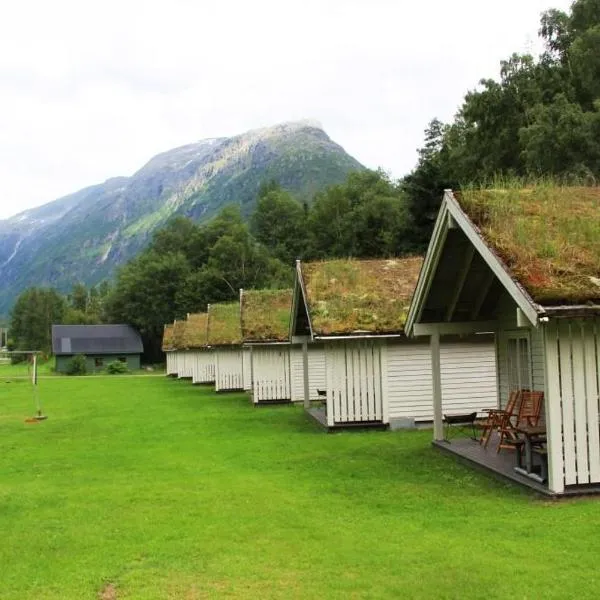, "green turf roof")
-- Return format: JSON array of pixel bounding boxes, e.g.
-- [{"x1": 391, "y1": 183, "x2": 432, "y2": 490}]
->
[
  {"x1": 300, "y1": 257, "x2": 423, "y2": 336},
  {"x1": 172, "y1": 320, "x2": 187, "y2": 350},
  {"x1": 184, "y1": 313, "x2": 208, "y2": 349},
  {"x1": 457, "y1": 186, "x2": 600, "y2": 305},
  {"x1": 207, "y1": 302, "x2": 242, "y2": 346},
  {"x1": 241, "y1": 289, "x2": 292, "y2": 343},
  {"x1": 161, "y1": 324, "x2": 175, "y2": 351}
]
